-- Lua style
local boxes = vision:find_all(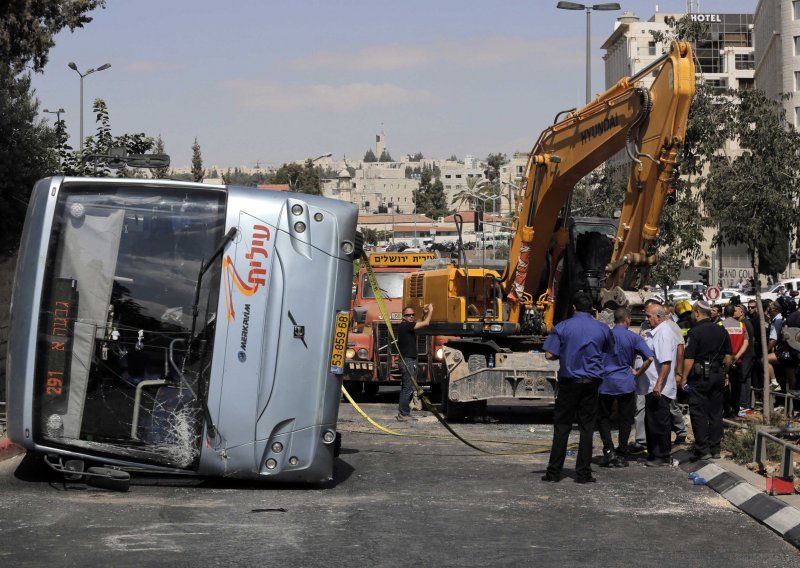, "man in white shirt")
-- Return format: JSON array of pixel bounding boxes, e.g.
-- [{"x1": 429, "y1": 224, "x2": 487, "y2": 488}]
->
[{"x1": 642, "y1": 303, "x2": 679, "y2": 466}]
